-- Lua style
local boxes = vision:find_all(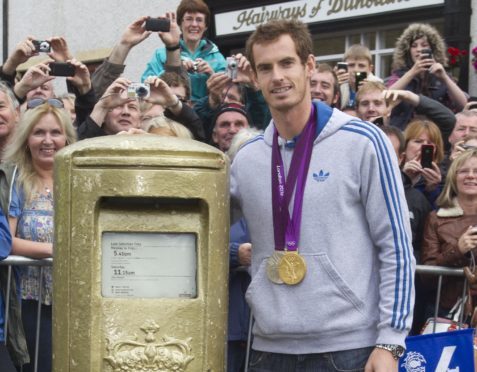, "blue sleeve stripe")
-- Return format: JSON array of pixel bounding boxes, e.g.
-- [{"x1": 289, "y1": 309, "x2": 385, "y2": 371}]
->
[
  {"x1": 346, "y1": 120, "x2": 413, "y2": 330},
  {"x1": 347, "y1": 121, "x2": 413, "y2": 331},
  {"x1": 342, "y1": 121, "x2": 413, "y2": 331}
]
